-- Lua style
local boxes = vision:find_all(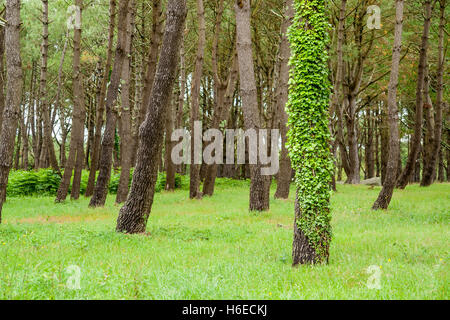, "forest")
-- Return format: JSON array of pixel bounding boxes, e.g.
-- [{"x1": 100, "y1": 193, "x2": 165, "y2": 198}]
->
[{"x1": 0, "y1": 0, "x2": 448, "y2": 300}]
